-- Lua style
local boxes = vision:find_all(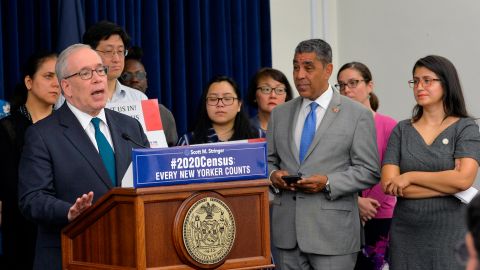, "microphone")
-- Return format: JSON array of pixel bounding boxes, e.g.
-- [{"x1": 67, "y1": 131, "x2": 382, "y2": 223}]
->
[{"x1": 121, "y1": 133, "x2": 148, "y2": 148}]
